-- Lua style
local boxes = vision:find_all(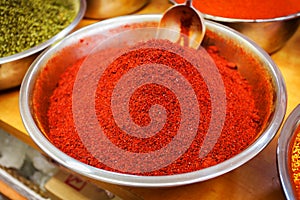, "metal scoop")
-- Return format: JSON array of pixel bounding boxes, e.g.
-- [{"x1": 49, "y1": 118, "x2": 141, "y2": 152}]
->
[{"x1": 158, "y1": 0, "x2": 205, "y2": 49}]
